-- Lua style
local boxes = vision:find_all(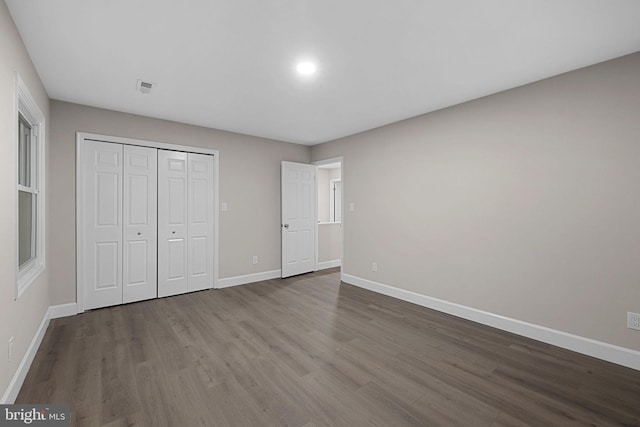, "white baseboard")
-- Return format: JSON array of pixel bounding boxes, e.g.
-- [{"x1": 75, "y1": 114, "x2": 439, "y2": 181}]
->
[
  {"x1": 342, "y1": 274, "x2": 640, "y2": 371},
  {"x1": 49, "y1": 303, "x2": 78, "y2": 319},
  {"x1": 1, "y1": 309, "x2": 50, "y2": 404},
  {"x1": 317, "y1": 259, "x2": 341, "y2": 270},
  {"x1": 216, "y1": 269, "x2": 282, "y2": 289}
]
